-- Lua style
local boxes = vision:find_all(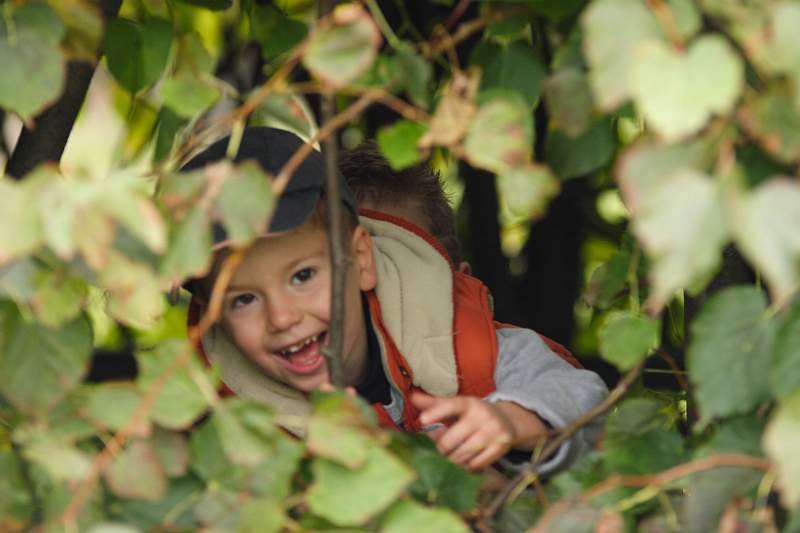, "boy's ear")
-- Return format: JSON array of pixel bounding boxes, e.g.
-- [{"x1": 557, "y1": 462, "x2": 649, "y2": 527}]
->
[{"x1": 351, "y1": 225, "x2": 377, "y2": 291}]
